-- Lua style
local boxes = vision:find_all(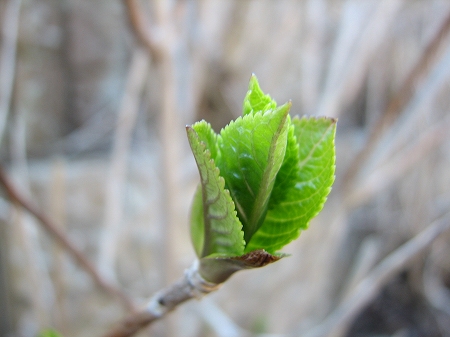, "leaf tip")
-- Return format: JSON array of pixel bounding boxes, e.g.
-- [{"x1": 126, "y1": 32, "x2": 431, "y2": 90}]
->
[
  {"x1": 282, "y1": 100, "x2": 293, "y2": 112},
  {"x1": 248, "y1": 74, "x2": 261, "y2": 92},
  {"x1": 186, "y1": 124, "x2": 194, "y2": 133}
]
